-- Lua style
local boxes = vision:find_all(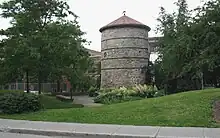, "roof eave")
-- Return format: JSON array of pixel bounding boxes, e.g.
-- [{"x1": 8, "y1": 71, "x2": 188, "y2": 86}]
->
[{"x1": 99, "y1": 24, "x2": 151, "y2": 32}]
